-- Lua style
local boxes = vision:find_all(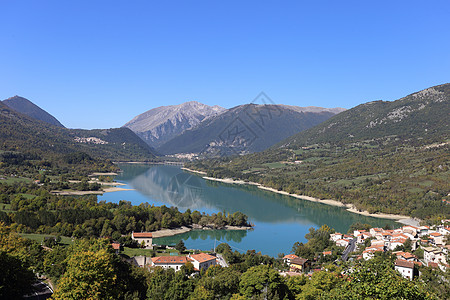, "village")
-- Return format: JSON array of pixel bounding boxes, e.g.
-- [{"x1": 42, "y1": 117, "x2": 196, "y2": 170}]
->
[{"x1": 109, "y1": 220, "x2": 450, "y2": 281}]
